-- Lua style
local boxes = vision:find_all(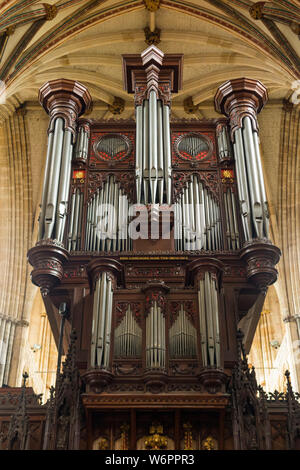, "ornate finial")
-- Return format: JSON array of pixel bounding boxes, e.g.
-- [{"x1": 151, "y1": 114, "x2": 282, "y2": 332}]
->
[
  {"x1": 120, "y1": 423, "x2": 130, "y2": 450},
  {"x1": 145, "y1": 422, "x2": 167, "y2": 449},
  {"x1": 49, "y1": 386, "x2": 55, "y2": 401},
  {"x1": 143, "y1": 0, "x2": 160, "y2": 12},
  {"x1": 141, "y1": 45, "x2": 164, "y2": 96},
  {"x1": 183, "y1": 422, "x2": 193, "y2": 450},
  {"x1": 70, "y1": 329, "x2": 77, "y2": 343},
  {"x1": 108, "y1": 97, "x2": 125, "y2": 115},
  {"x1": 144, "y1": 26, "x2": 161, "y2": 45},
  {"x1": 202, "y1": 436, "x2": 216, "y2": 450},
  {"x1": 22, "y1": 372, "x2": 29, "y2": 388}
]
